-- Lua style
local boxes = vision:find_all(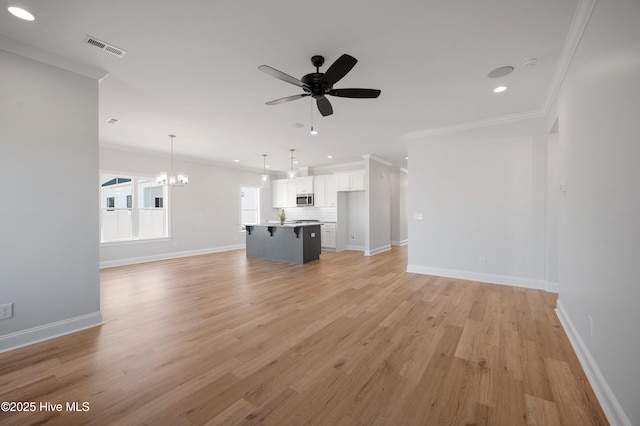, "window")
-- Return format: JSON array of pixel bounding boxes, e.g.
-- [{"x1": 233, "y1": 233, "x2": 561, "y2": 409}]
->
[
  {"x1": 240, "y1": 186, "x2": 260, "y2": 230},
  {"x1": 100, "y1": 174, "x2": 168, "y2": 242}
]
